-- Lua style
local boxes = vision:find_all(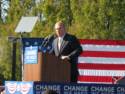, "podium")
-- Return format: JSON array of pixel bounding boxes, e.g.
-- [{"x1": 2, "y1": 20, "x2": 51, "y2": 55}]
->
[{"x1": 24, "y1": 52, "x2": 71, "y2": 83}]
